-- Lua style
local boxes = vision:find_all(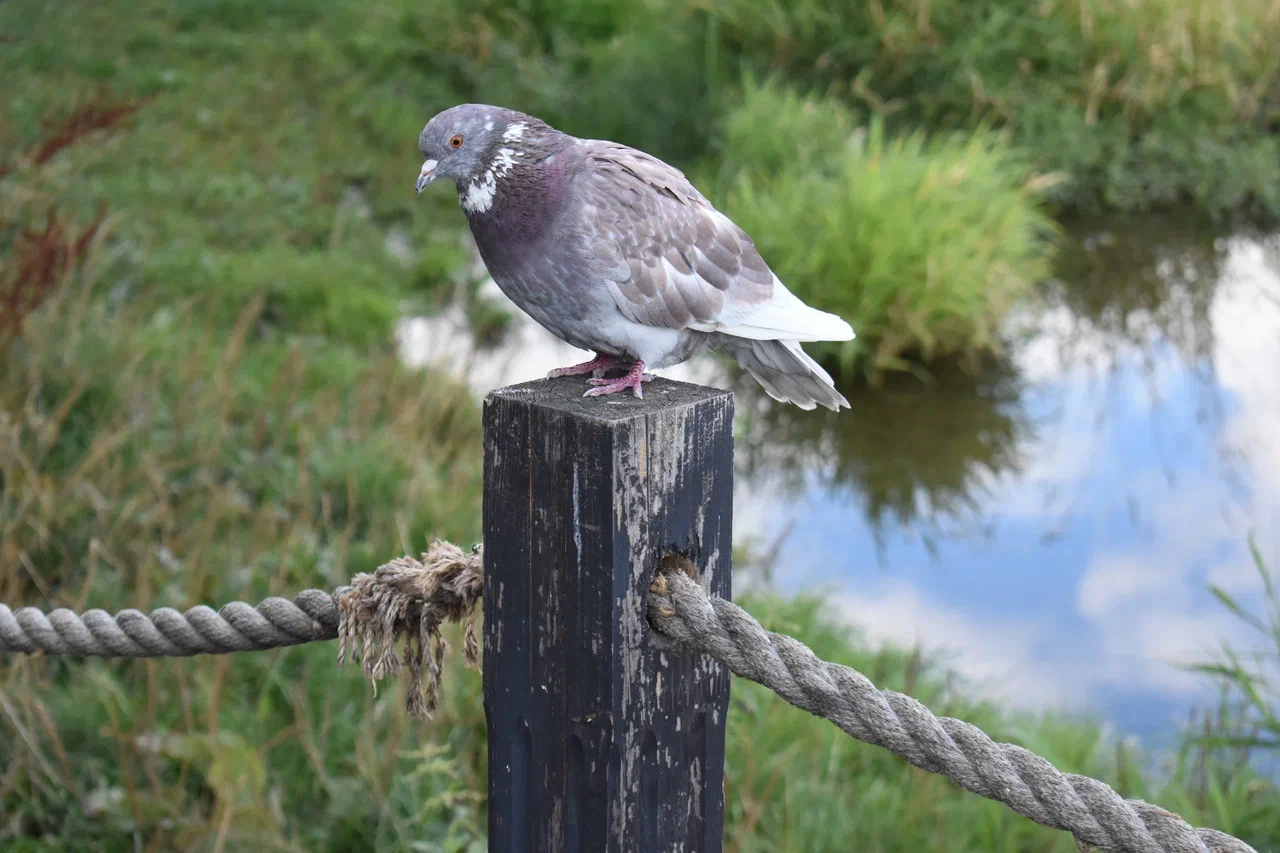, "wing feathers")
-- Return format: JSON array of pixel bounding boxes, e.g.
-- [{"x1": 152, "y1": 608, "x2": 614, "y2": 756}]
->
[{"x1": 577, "y1": 139, "x2": 853, "y2": 345}]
